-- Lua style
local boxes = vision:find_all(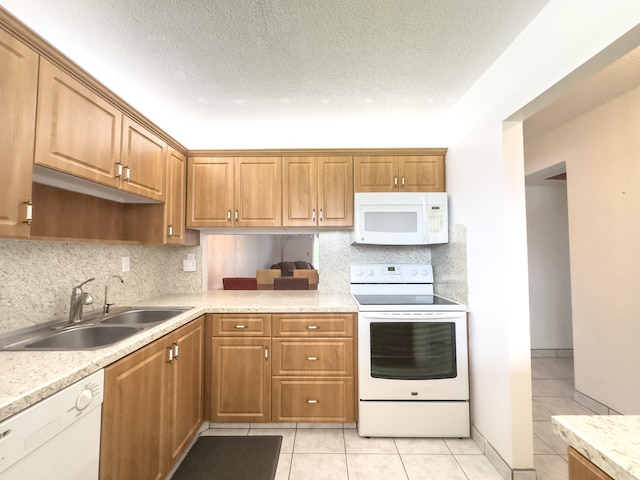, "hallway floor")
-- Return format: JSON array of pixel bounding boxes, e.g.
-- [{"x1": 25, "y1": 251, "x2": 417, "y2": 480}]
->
[{"x1": 531, "y1": 353, "x2": 596, "y2": 480}]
